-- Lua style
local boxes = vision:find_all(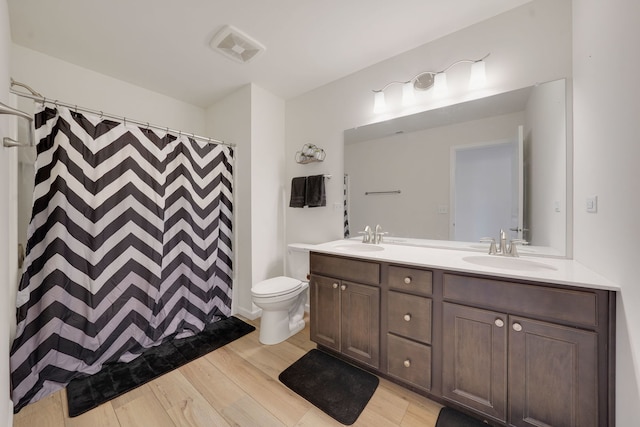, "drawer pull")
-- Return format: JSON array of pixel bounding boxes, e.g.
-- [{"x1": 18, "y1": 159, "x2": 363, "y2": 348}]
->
[
  {"x1": 340, "y1": 284, "x2": 347, "y2": 291},
  {"x1": 403, "y1": 359, "x2": 411, "y2": 368},
  {"x1": 332, "y1": 283, "x2": 338, "y2": 289},
  {"x1": 403, "y1": 314, "x2": 412, "y2": 322},
  {"x1": 404, "y1": 276, "x2": 412, "y2": 284},
  {"x1": 512, "y1": 322, "x2": 523, "y2": 332},
  {"x1": 494, "y1": 318, "x2": 504, "y2": 328}
]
